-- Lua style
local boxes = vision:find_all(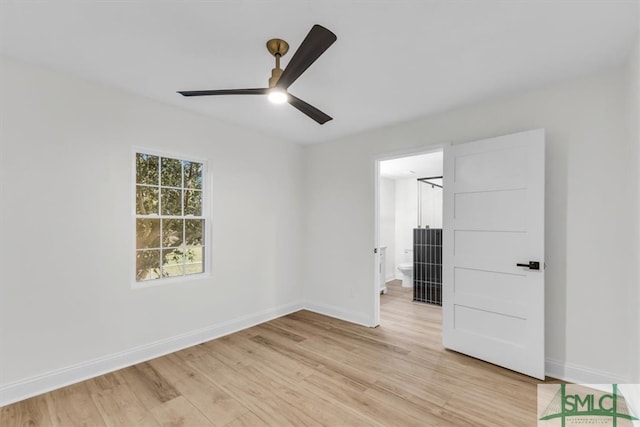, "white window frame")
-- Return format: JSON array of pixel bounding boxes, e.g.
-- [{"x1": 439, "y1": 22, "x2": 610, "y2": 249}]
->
[{"x1": 132, "y1": 147, "x2": 211, "y2": 288}]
